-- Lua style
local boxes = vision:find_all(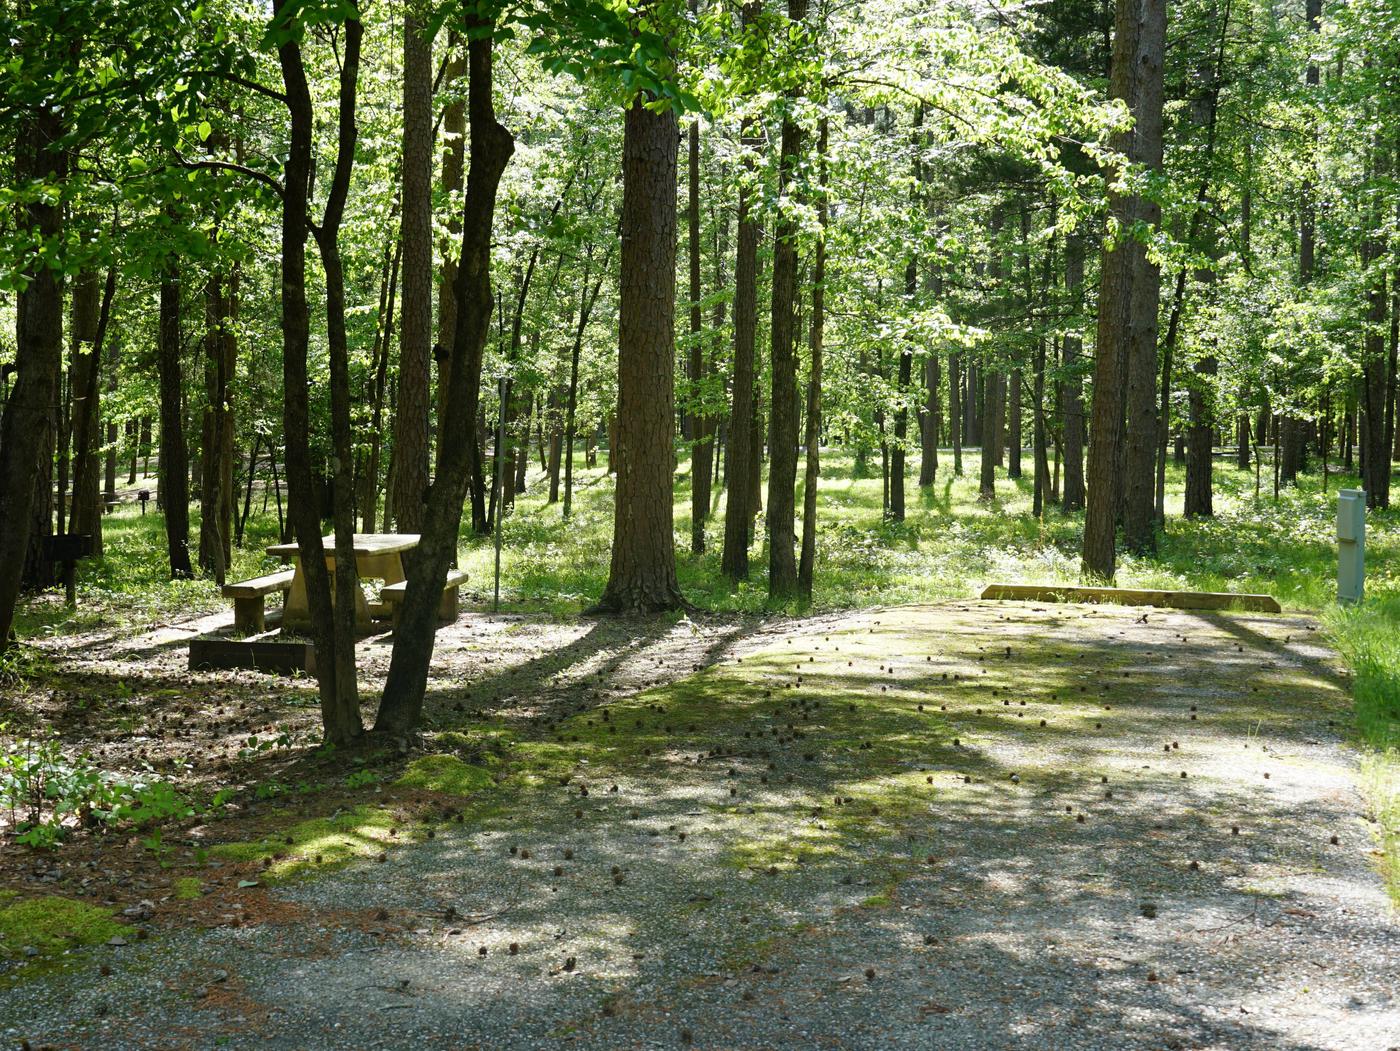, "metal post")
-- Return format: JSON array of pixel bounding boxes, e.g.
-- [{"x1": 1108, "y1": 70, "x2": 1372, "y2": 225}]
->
[
  {"x1": 493, "y1": 375, "x2": 509, "y2": 613},
  {"x1": 1337, "y1": 488, "x2": 1365, "y2": 604}
]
